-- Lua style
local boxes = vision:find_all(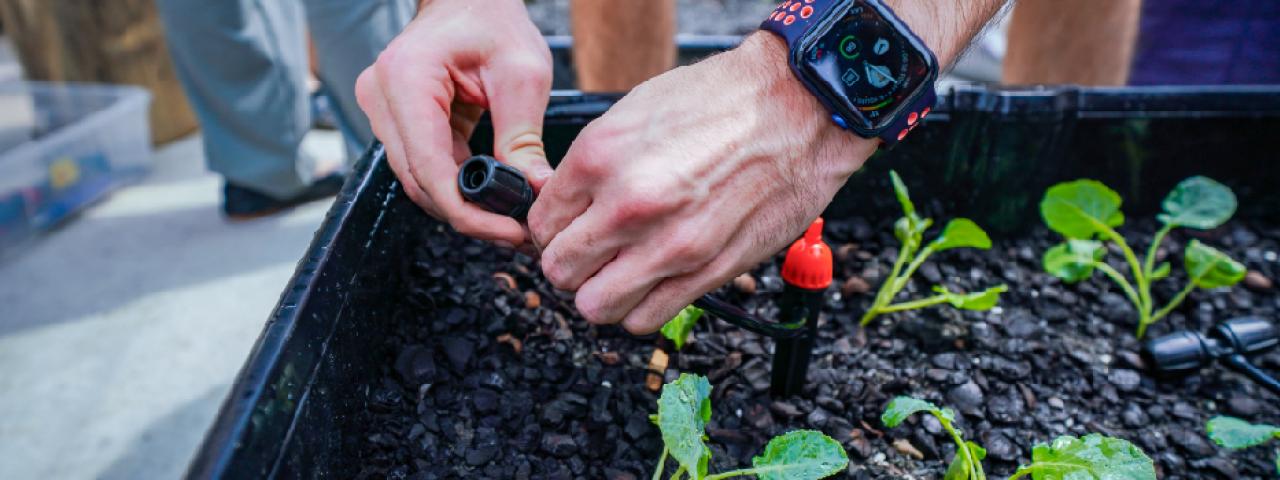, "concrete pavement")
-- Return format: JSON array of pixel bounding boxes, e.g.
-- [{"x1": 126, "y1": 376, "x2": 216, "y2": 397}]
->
[{"x1": 0, "y1": 130, "x2": 342, "y2": 479}]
